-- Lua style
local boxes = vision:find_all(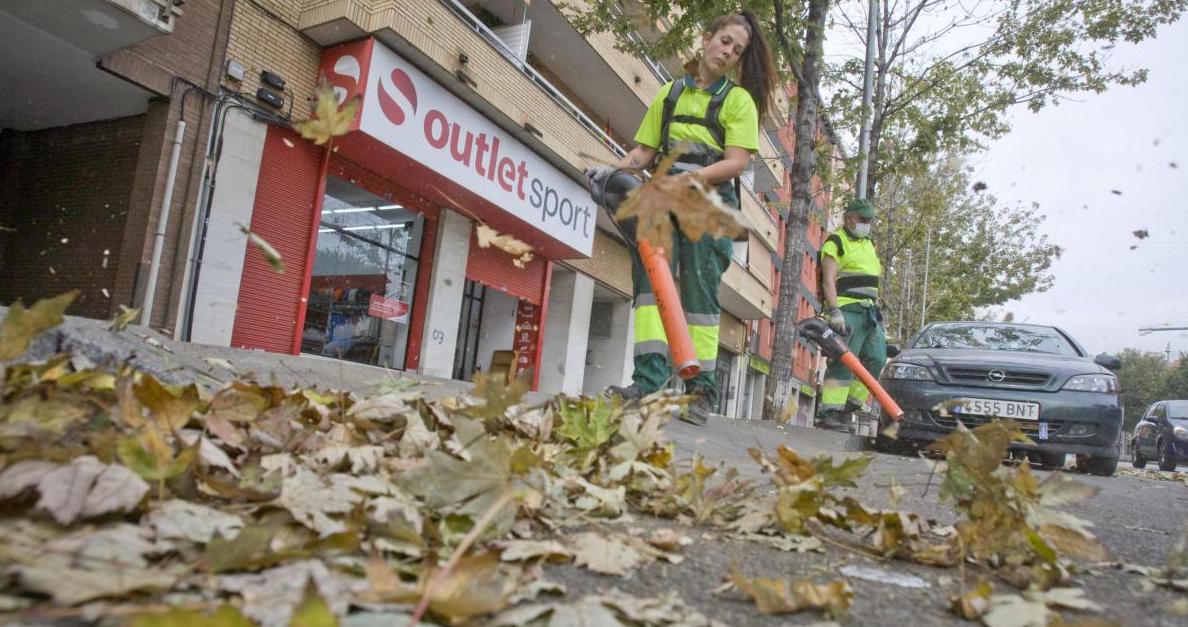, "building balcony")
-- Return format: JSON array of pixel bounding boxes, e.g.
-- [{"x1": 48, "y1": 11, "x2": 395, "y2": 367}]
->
[
  {"x1": 739, "y1": 185, "x2": 778, "y2": 253},
  {"x1": 720, "y1": 259, "x2": 772, "y2": 321},
  {"x1": 752, "y1": 129, "x2": 786, "y2": 193},
  {"x1": 298, "y1": 0, "x2": 629, "y2": 177}
]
